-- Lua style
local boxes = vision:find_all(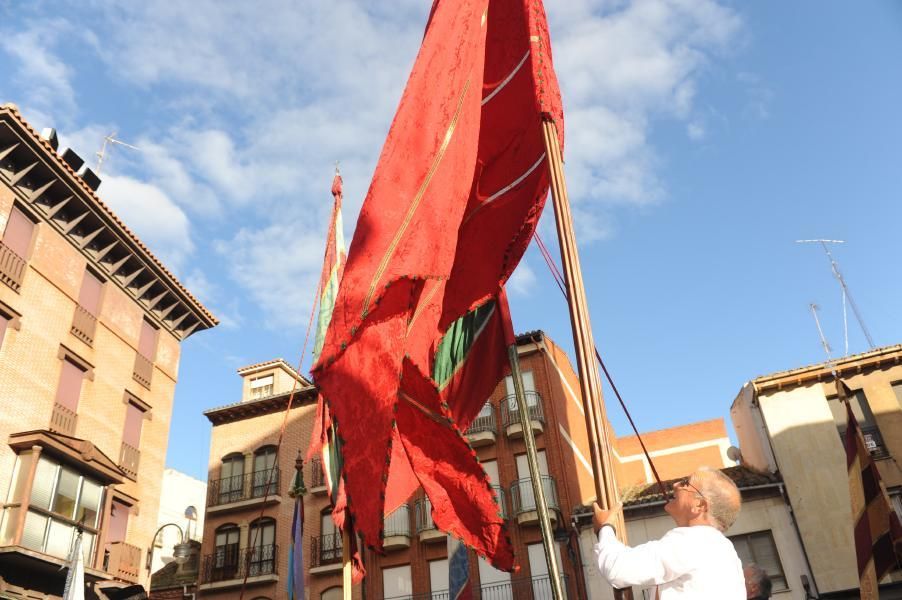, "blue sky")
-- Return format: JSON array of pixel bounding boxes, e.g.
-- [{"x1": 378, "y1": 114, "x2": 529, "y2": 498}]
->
[{"x1": 2, "y1": 1, "x2": 900, "y2": 481}]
